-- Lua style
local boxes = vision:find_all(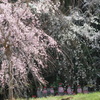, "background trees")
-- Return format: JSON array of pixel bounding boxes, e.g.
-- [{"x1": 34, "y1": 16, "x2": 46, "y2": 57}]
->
[{"x1": 36, "y1": 0, "x2": 100, "y2": 89}]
